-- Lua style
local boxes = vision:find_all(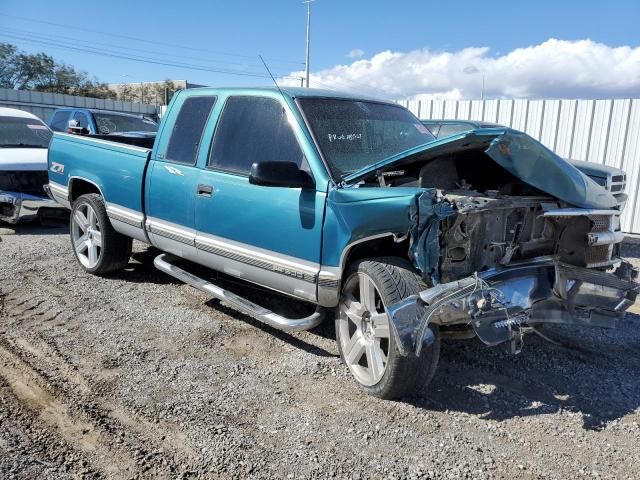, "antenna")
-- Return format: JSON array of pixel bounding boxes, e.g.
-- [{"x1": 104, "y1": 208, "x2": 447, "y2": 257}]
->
[{"x1": 259, "y1": 55, "x2": 285, "y2": 97}]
